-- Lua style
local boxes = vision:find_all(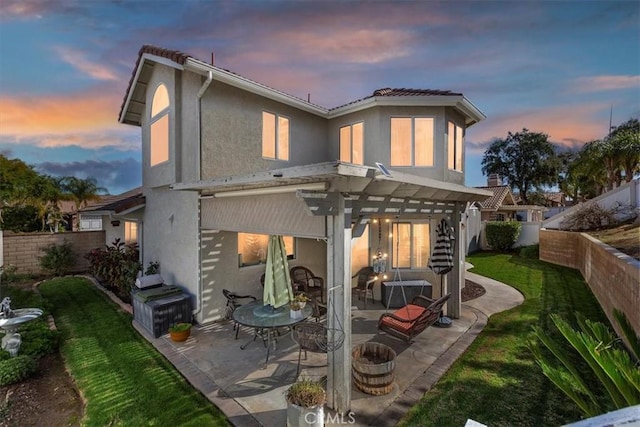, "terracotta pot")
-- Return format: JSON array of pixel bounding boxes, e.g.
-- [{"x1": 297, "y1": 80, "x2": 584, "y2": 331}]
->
[{"x1": 169, "y1": 329, "x2": 190, "y2": 342}]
